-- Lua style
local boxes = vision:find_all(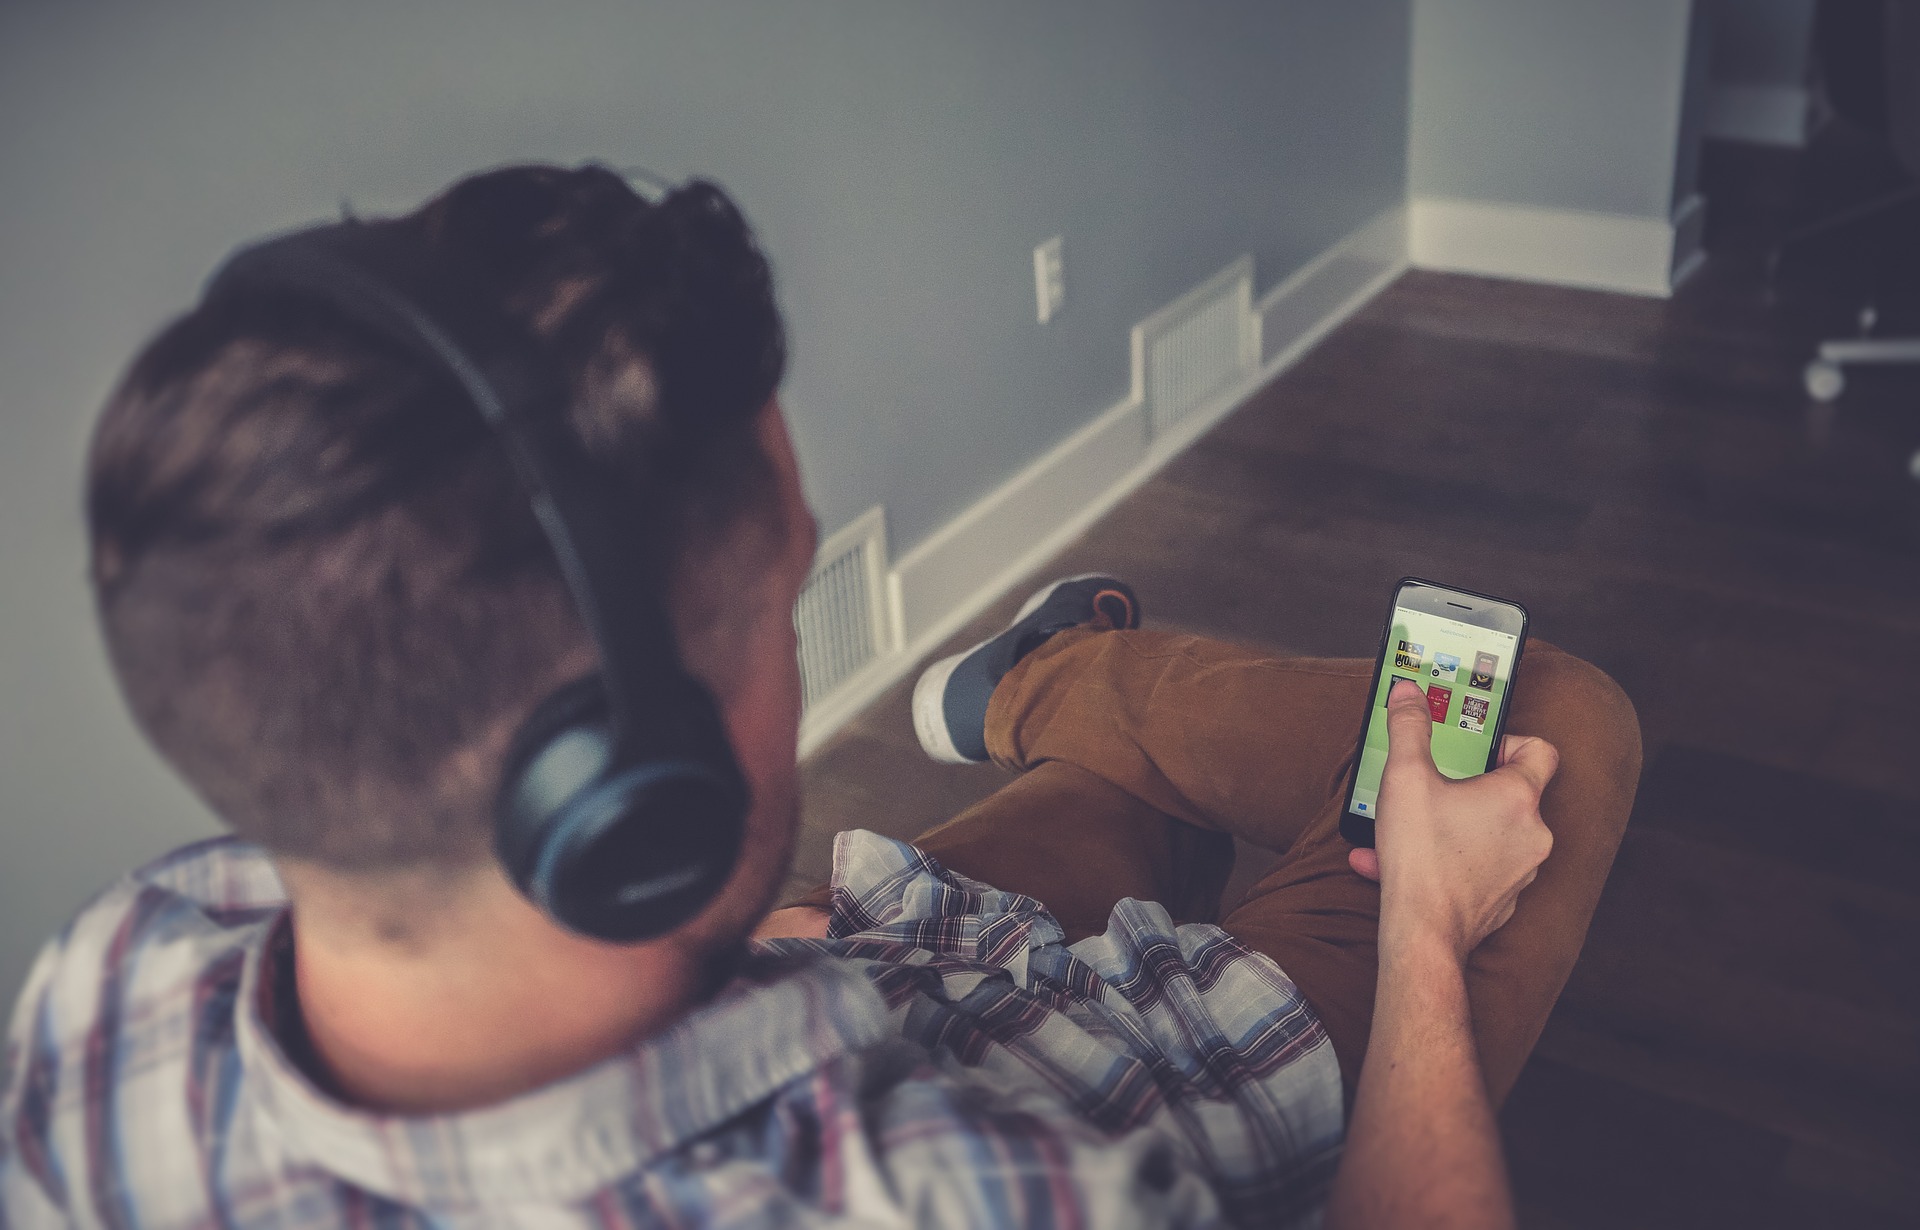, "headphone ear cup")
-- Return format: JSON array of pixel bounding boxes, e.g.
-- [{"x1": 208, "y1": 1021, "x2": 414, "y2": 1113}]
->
[
  {"x1": 494, "y1": 674, "x2": 616, "y2": 901},
  {"x1": 500, "y1": 674, "x2": 612, "y2": 789},
  {"x1": 494, "y1": 674, "x2": 747, "y2": 943}
]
